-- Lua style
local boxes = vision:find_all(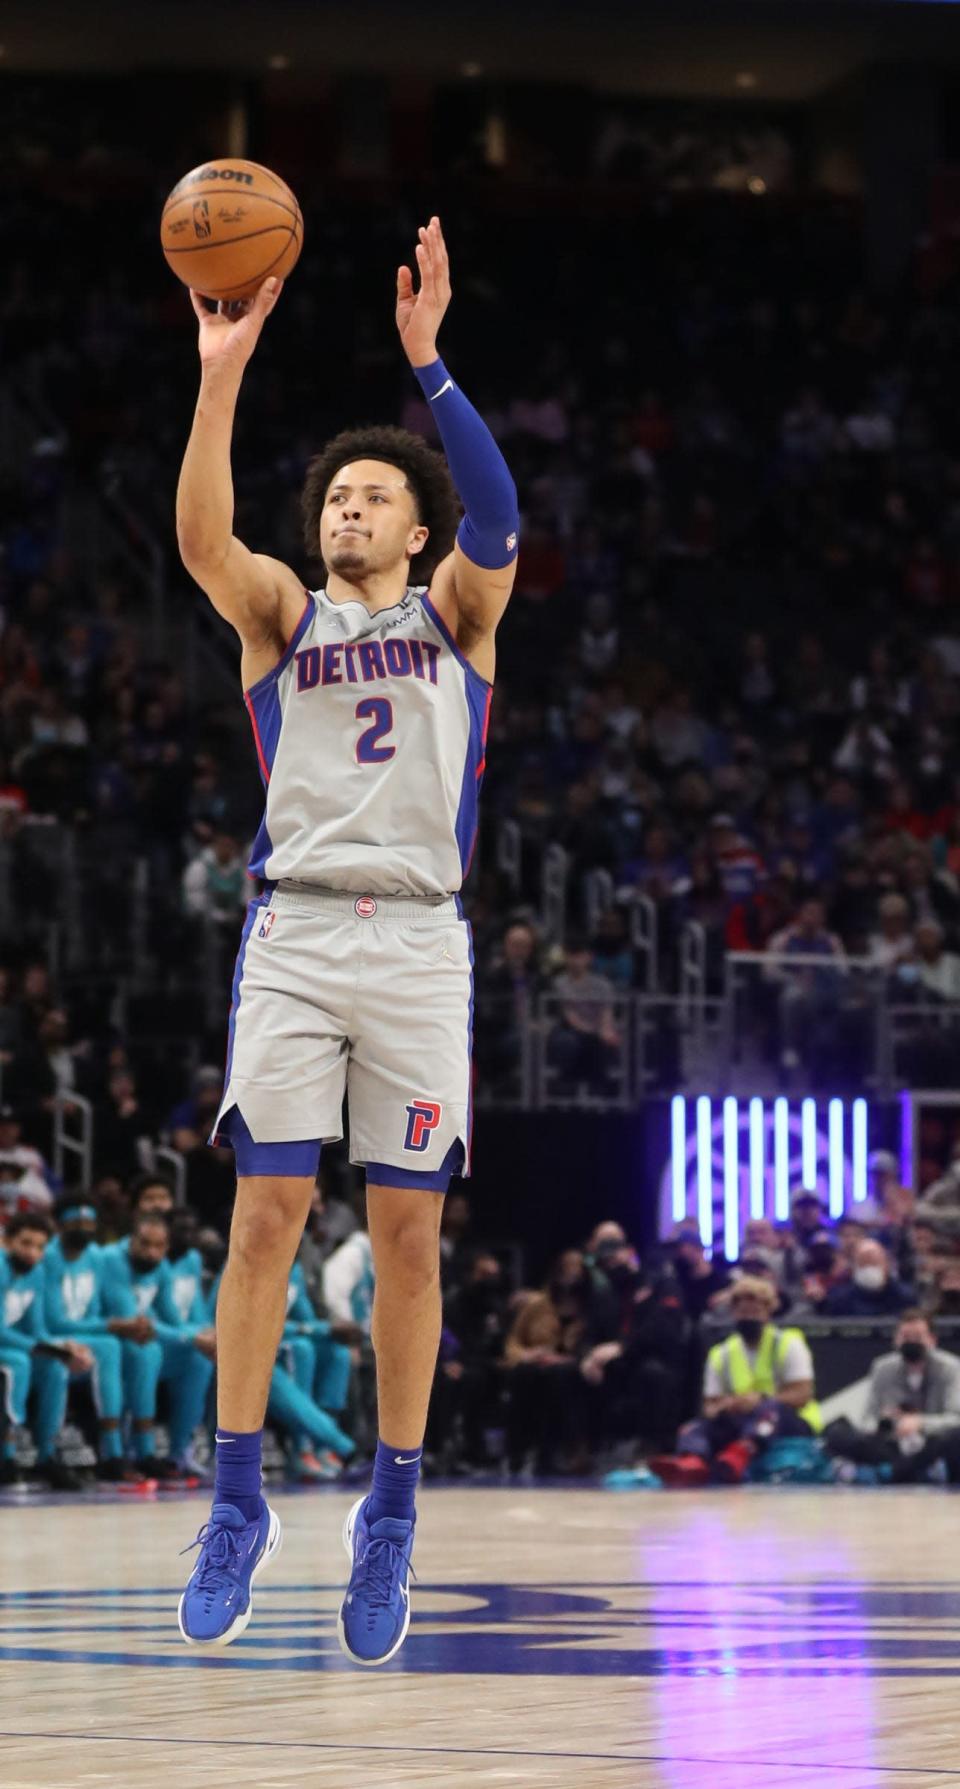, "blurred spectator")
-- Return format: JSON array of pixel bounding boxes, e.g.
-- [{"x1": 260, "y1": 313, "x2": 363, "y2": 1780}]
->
[
  {"x1": 822, "y1": 1239, "x2": 914, "y2": 1318},
  {"x1": 323, "y1": 1207, "x2": 375, "y2": 1336},
  {"x1": 918, "y1": 1144, "x2": 960, "y2": 1220},
  {"x1": 766, "y1": 900, "x2": 846, "y2": 1077},
  {"x1": 652, "y1": 1277, "x2": 821, "y2": 1487},
  {"x1": 548, "y1": 939, "x2": 622, "y2": 1094},
  {"x1": 182, "y1": 831, "x2": 248, "y2": 924},
  {"x1": 825, "y1": 1311, "x2": 960, "y2": 1482},
  {"x1": 580, "y1": 1249, "x2": 688, "y2": 1457},
  {"x1": 94, "y1": 1068, "x2": 153, "y2": 1180},
  {"x1": 430, "y1": 1248, "x2": 510, "y2": 1470},
  {"x1": 0, "y1": 1106, "x2": 53, "y2": 1213},
  {"x1": 477, "y1": 920, "x2": 542, "y2": 1093},
  {"x1": 868, "y1": 894, "x2": 915, "y2": 973},
  {"x1": 502, "y1": 1248, "x2": 599, "y2": 1474},
  {"x1": 670, "y1": 1224, "x2": 731, "y2": 1321}
]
